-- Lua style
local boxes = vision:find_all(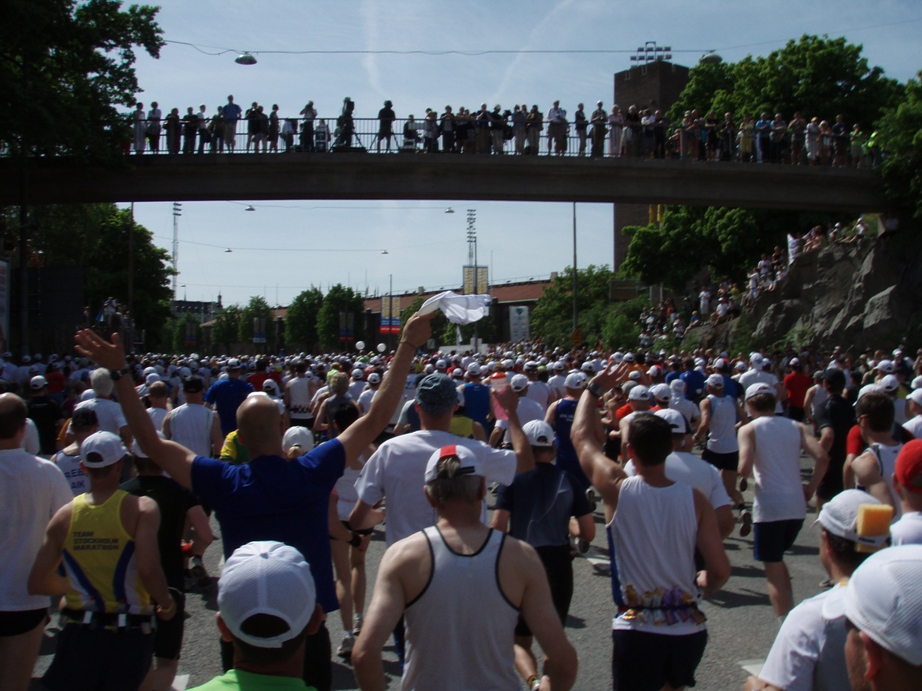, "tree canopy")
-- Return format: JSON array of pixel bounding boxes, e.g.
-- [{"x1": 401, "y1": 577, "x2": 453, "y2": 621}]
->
[
  {"x1": 238, "y1": 296, "x2": 276, "y2": 349},
  {"x1": 1, "y1": 0, "x2": 164, "y2": 161},
  {"x1": 284, "y1": 287, "x2": 324, "y2": 352},
  {"x1": 316, "y1": 284, "x2": 365, "y2": 350},
  {"x1": 211, "y1": 305, "x2": 241, "y2": 353},
  {"x1": 621, "y1": 206, "x2": 843, "y2": 290},
  {"x1": 531, "y1": 265, "x2": 616, "y2": 349},
  {"x1": 19, "y1": 202, "x2": 172, "y2": 336},
  {"x1": 669, "y1": 35, "x2": 903, "y2": 129},
  {"x1": 876, "y1": 70, "x2": 922, "y2": 219}
]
